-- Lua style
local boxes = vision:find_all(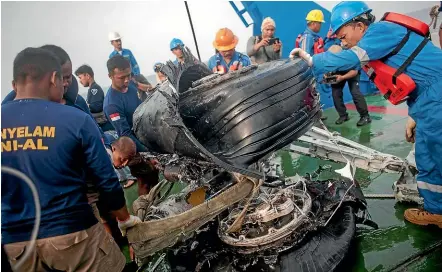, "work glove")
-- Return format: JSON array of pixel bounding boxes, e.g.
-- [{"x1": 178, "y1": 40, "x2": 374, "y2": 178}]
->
[
  {"x1": 289, "y1": 48, "x2": 313, "y2": 67},
  {"x1": 405, "y1": 116, "x2": 416, "y2": 143},
  {"x1": 118, "y1": 215, "x2": 142, "y2": 236}
]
